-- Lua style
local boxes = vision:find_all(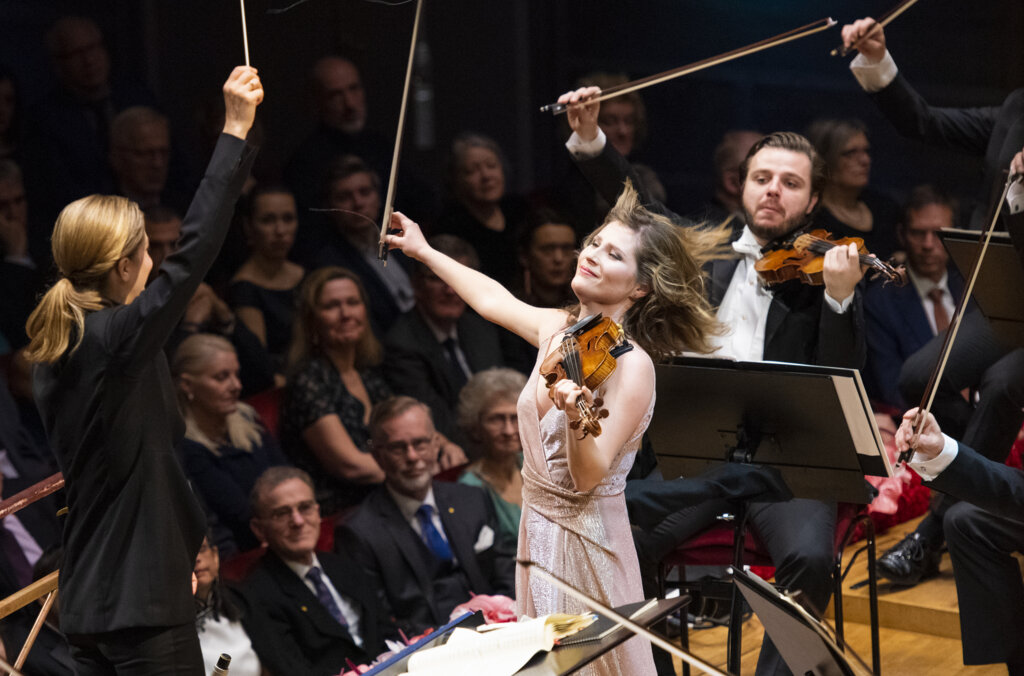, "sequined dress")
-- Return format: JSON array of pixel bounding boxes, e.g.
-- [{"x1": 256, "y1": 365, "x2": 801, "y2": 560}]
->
[{"x1": 515, "y1": 336, "x2": 657, "y2": 675}]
